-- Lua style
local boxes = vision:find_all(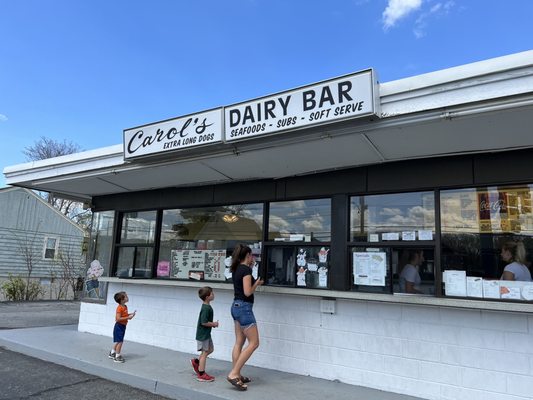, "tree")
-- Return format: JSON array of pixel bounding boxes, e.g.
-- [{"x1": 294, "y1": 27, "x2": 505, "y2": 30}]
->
[{"x1": 22, "y1": 136, "x2": 92, "y2": 230}]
